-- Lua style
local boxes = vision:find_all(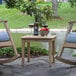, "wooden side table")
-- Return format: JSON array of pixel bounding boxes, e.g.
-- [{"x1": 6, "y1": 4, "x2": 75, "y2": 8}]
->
[{"x1": 21, "y1": 35, "x2": 56, "y2": 66}]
